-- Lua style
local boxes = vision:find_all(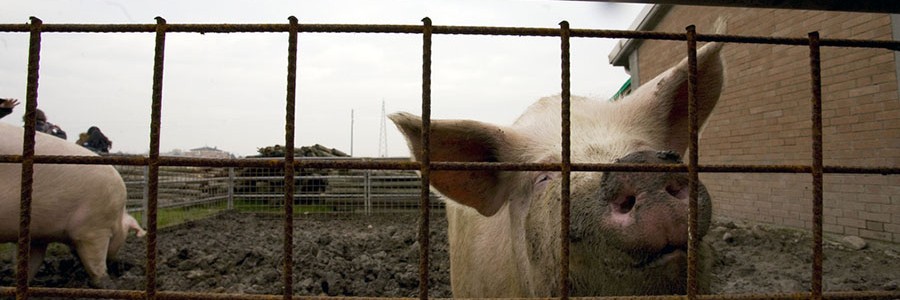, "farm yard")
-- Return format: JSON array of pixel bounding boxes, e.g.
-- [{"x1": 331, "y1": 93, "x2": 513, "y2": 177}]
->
[
  {"x1": 2, "y1": 162, "x2": 899, "y2": 297},
  {"x1": 1, "y1": 210, "x2": 899, "y2": 298},
  {"x1": 2, "y1": 160, "x2": 900, "y2": 297},
  {"x1": 1, "y1": 1, "x2": 899, "y2": 299}
]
